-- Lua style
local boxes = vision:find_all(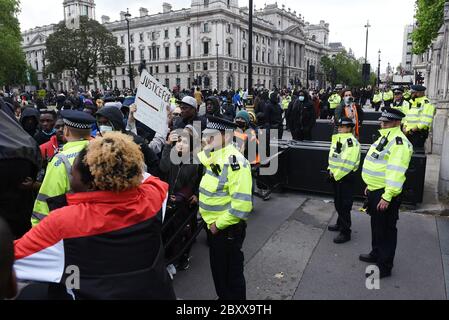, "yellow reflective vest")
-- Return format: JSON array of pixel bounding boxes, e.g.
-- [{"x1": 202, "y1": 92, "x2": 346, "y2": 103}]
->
[
  {"x1": 362, "y1": 126, "x2": 413, "y2": 202},
  {"x1": 328, "y1": 94, "x2": 342, "y2": 110},
  {"x1": 391, "y1": 99, "x2": 410, "y2": 115},
  {"x1": 372, "y1": 93, "x2": 382, "y2": 104},
  {"x1": 197, "y1": 144, "x2": 253, "y2": 230},
  {"x1": 32, "y1": 140, "x2": 89, "y2": 226},
  {"x1": 383, "y1": 90, "x2": 394, "y2": 102},
  {"x1": 282, "y1": 96, "x2": 291, "y2": 110},
  {"x1": 403, "y1": 96, "x2": 436, "y2": 132},
  {"x1": 328, "y1": 133, "x2": 361, "y2": 182}
]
